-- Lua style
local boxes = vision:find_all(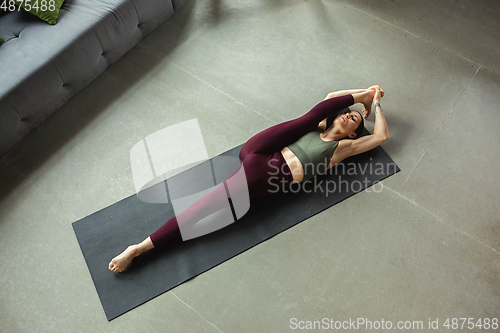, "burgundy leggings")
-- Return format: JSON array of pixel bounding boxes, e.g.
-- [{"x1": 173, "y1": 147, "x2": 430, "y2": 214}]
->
[{"x1": 149, "y1": 94, "x2": 354, "y2": 247}]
